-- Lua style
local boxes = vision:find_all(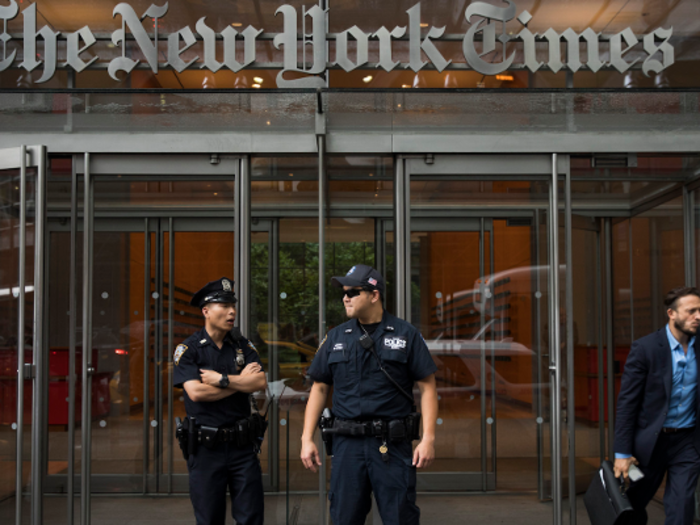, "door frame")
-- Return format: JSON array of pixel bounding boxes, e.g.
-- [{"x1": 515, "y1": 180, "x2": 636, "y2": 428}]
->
[
  {"x1": 397, "y1": 155, "x2": 567, "y2": 509},
  {"x1": 0, "y1": 146, "x2": 47, "y2": 525}
]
